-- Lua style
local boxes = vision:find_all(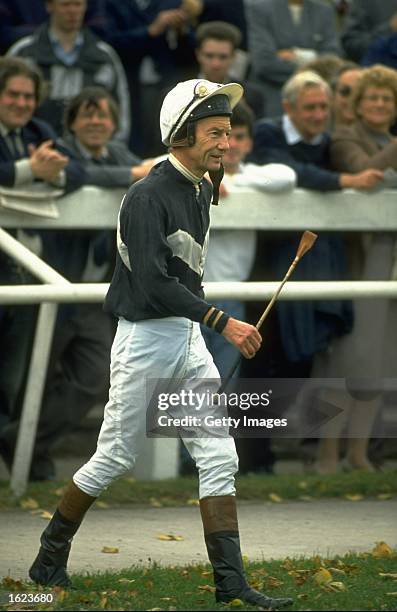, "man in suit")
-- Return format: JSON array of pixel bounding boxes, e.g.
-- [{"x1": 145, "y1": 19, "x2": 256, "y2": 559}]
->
[
  {"x1": 61, "y1": 86, "x2": 156, "y2": 188},
  {"x1": 0, "y1": 57, "x2": 86, "y2": 479},
  {"x1": 246, "y1": 0, "x2": 341, "y2": 116},
  {"x1": 0, "y1": 85, "x2": 157, "y2": 482},
  {"x1": 194, "y1": 20, "x2": 265, "y2": 119}
]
